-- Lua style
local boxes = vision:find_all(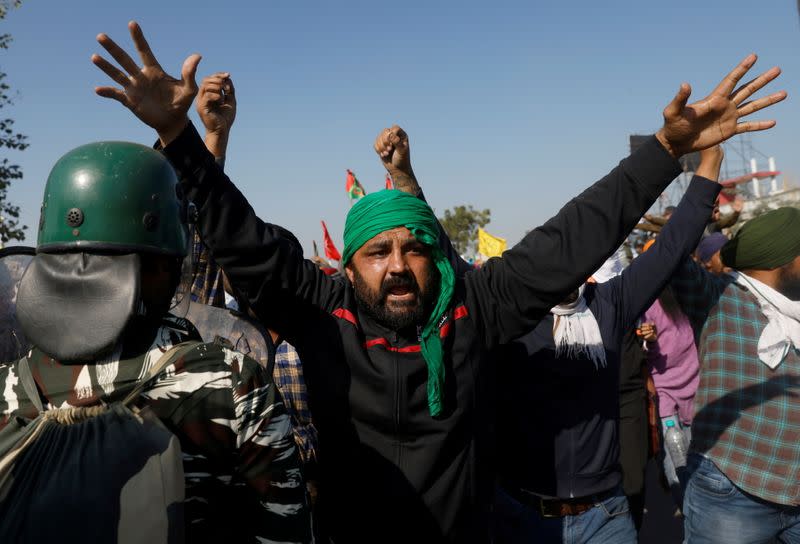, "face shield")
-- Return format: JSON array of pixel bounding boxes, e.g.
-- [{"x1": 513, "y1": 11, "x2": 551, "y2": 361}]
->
[
  {"x1": 0, "y1": 247, "x2": 35, "y2": 362},
  {"x1": 168, "y1": 201, "x2": 198, "y2": 318}
]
